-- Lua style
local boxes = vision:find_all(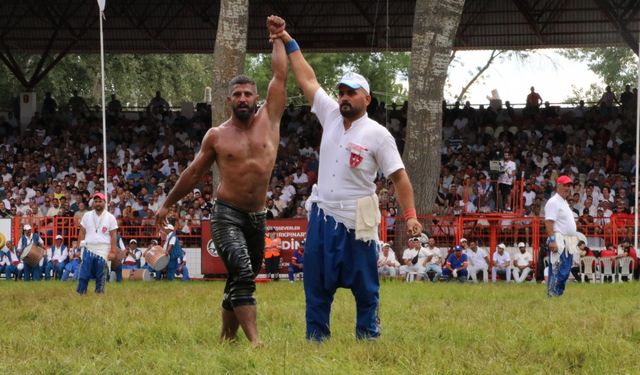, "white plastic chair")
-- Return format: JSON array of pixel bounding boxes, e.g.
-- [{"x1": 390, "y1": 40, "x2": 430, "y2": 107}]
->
[
  {"x1": 616, "y1": 256, "x2": 635, "y2": 282},
  {"x1": 580, "y1": 256, "x2": 598, "y2": 283},
  {"x1": 599, "y1": 257, "x2": 616, "y2": 283},
  {"x1": 405, "y1": 272, "x2": 418, "y2": 283}
]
